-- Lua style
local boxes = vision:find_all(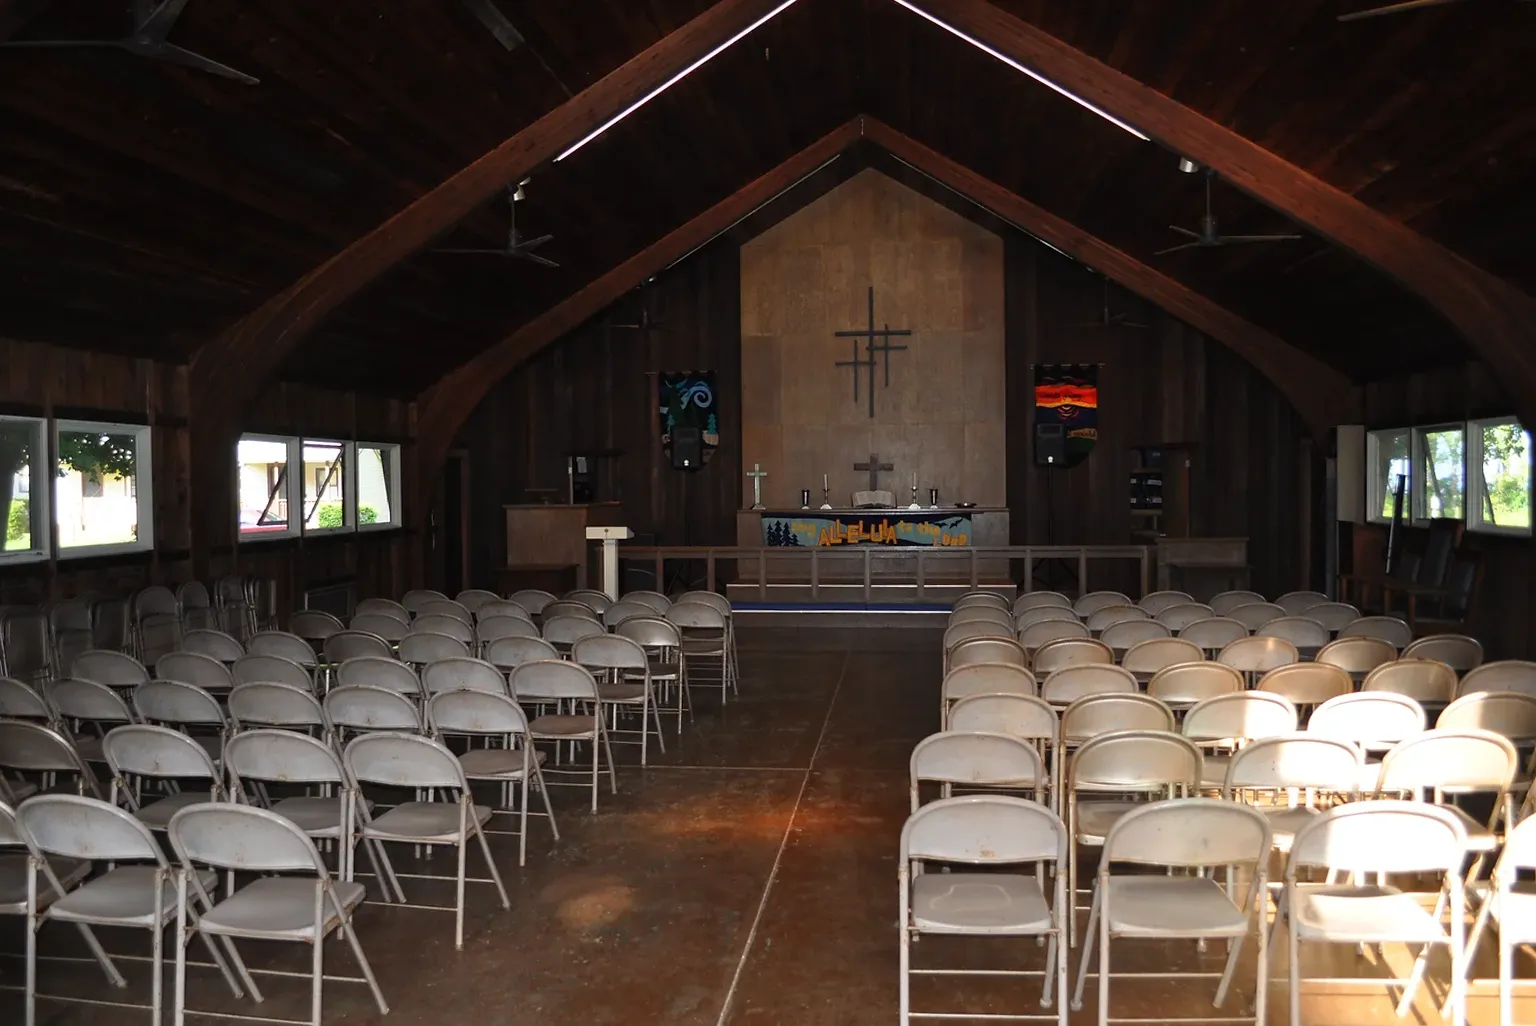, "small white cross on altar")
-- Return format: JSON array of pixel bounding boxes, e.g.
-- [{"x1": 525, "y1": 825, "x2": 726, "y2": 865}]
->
[{"x1": 746, "y1": 463, "x2": 768, "y2": 509}]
